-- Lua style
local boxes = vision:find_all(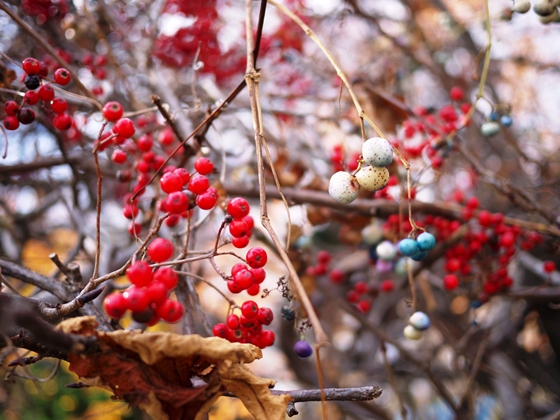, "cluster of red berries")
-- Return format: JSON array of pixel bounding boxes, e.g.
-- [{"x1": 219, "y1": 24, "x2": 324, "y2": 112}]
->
[
  {"x1": 21, "y1": 0, "x2": 69, "y2": 23},
  {"x1": 103, "y1": 238, "x2": 183, "y2": 325},
  {"x1": 227, "y1": 247, "x2": 268, "y2": 296},
  {"x1": 226, "y1": 197, "x2": 255, "y2": 249},
  {"x1": 212, "y1": 300, "x2": 275, "y2": 349},
  {"x1": 81, "y1": 53, "x2": 108, "y2": 96},
  {"x1": 3, "y1": 57, "x2": 73, "y2": 131}
]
